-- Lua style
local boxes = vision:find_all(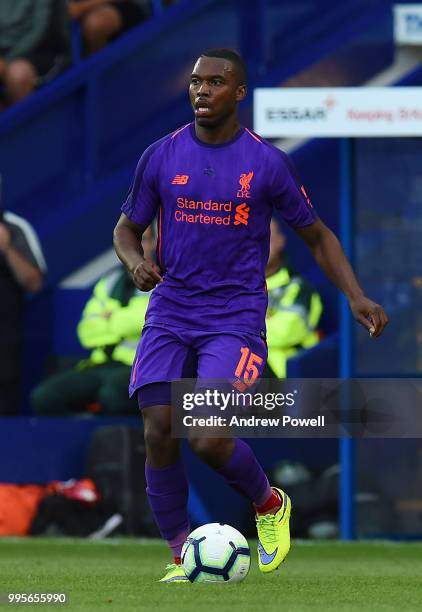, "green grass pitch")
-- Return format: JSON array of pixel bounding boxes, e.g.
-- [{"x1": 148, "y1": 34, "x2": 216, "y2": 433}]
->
[{"x1": 1, "y1": 539, "x2": 421, "y2": 611}]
